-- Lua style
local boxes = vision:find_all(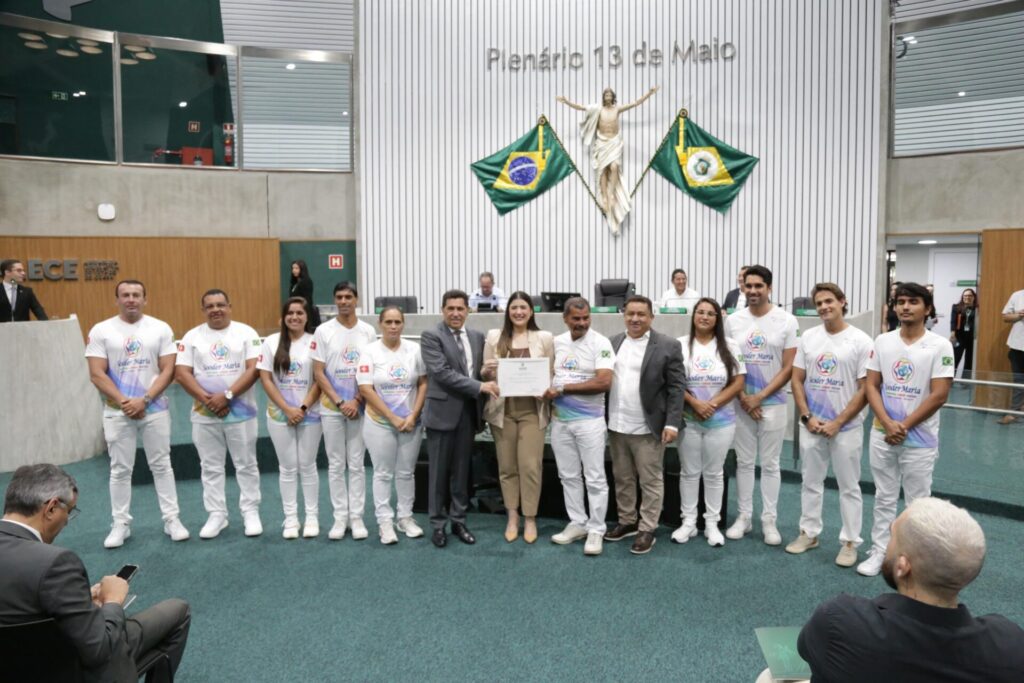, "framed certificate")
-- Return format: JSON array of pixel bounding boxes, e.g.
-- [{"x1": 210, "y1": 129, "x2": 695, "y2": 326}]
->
[{"x1": 496, "y1": 357, "x2": 550, "y2": 397}]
